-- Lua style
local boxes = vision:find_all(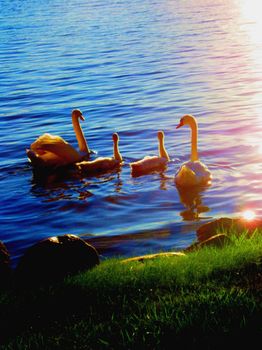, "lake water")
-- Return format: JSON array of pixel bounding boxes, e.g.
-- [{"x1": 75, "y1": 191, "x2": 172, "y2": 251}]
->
[{"x1": 1, "y1": 0, "x2": 262, "y2": 267}]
